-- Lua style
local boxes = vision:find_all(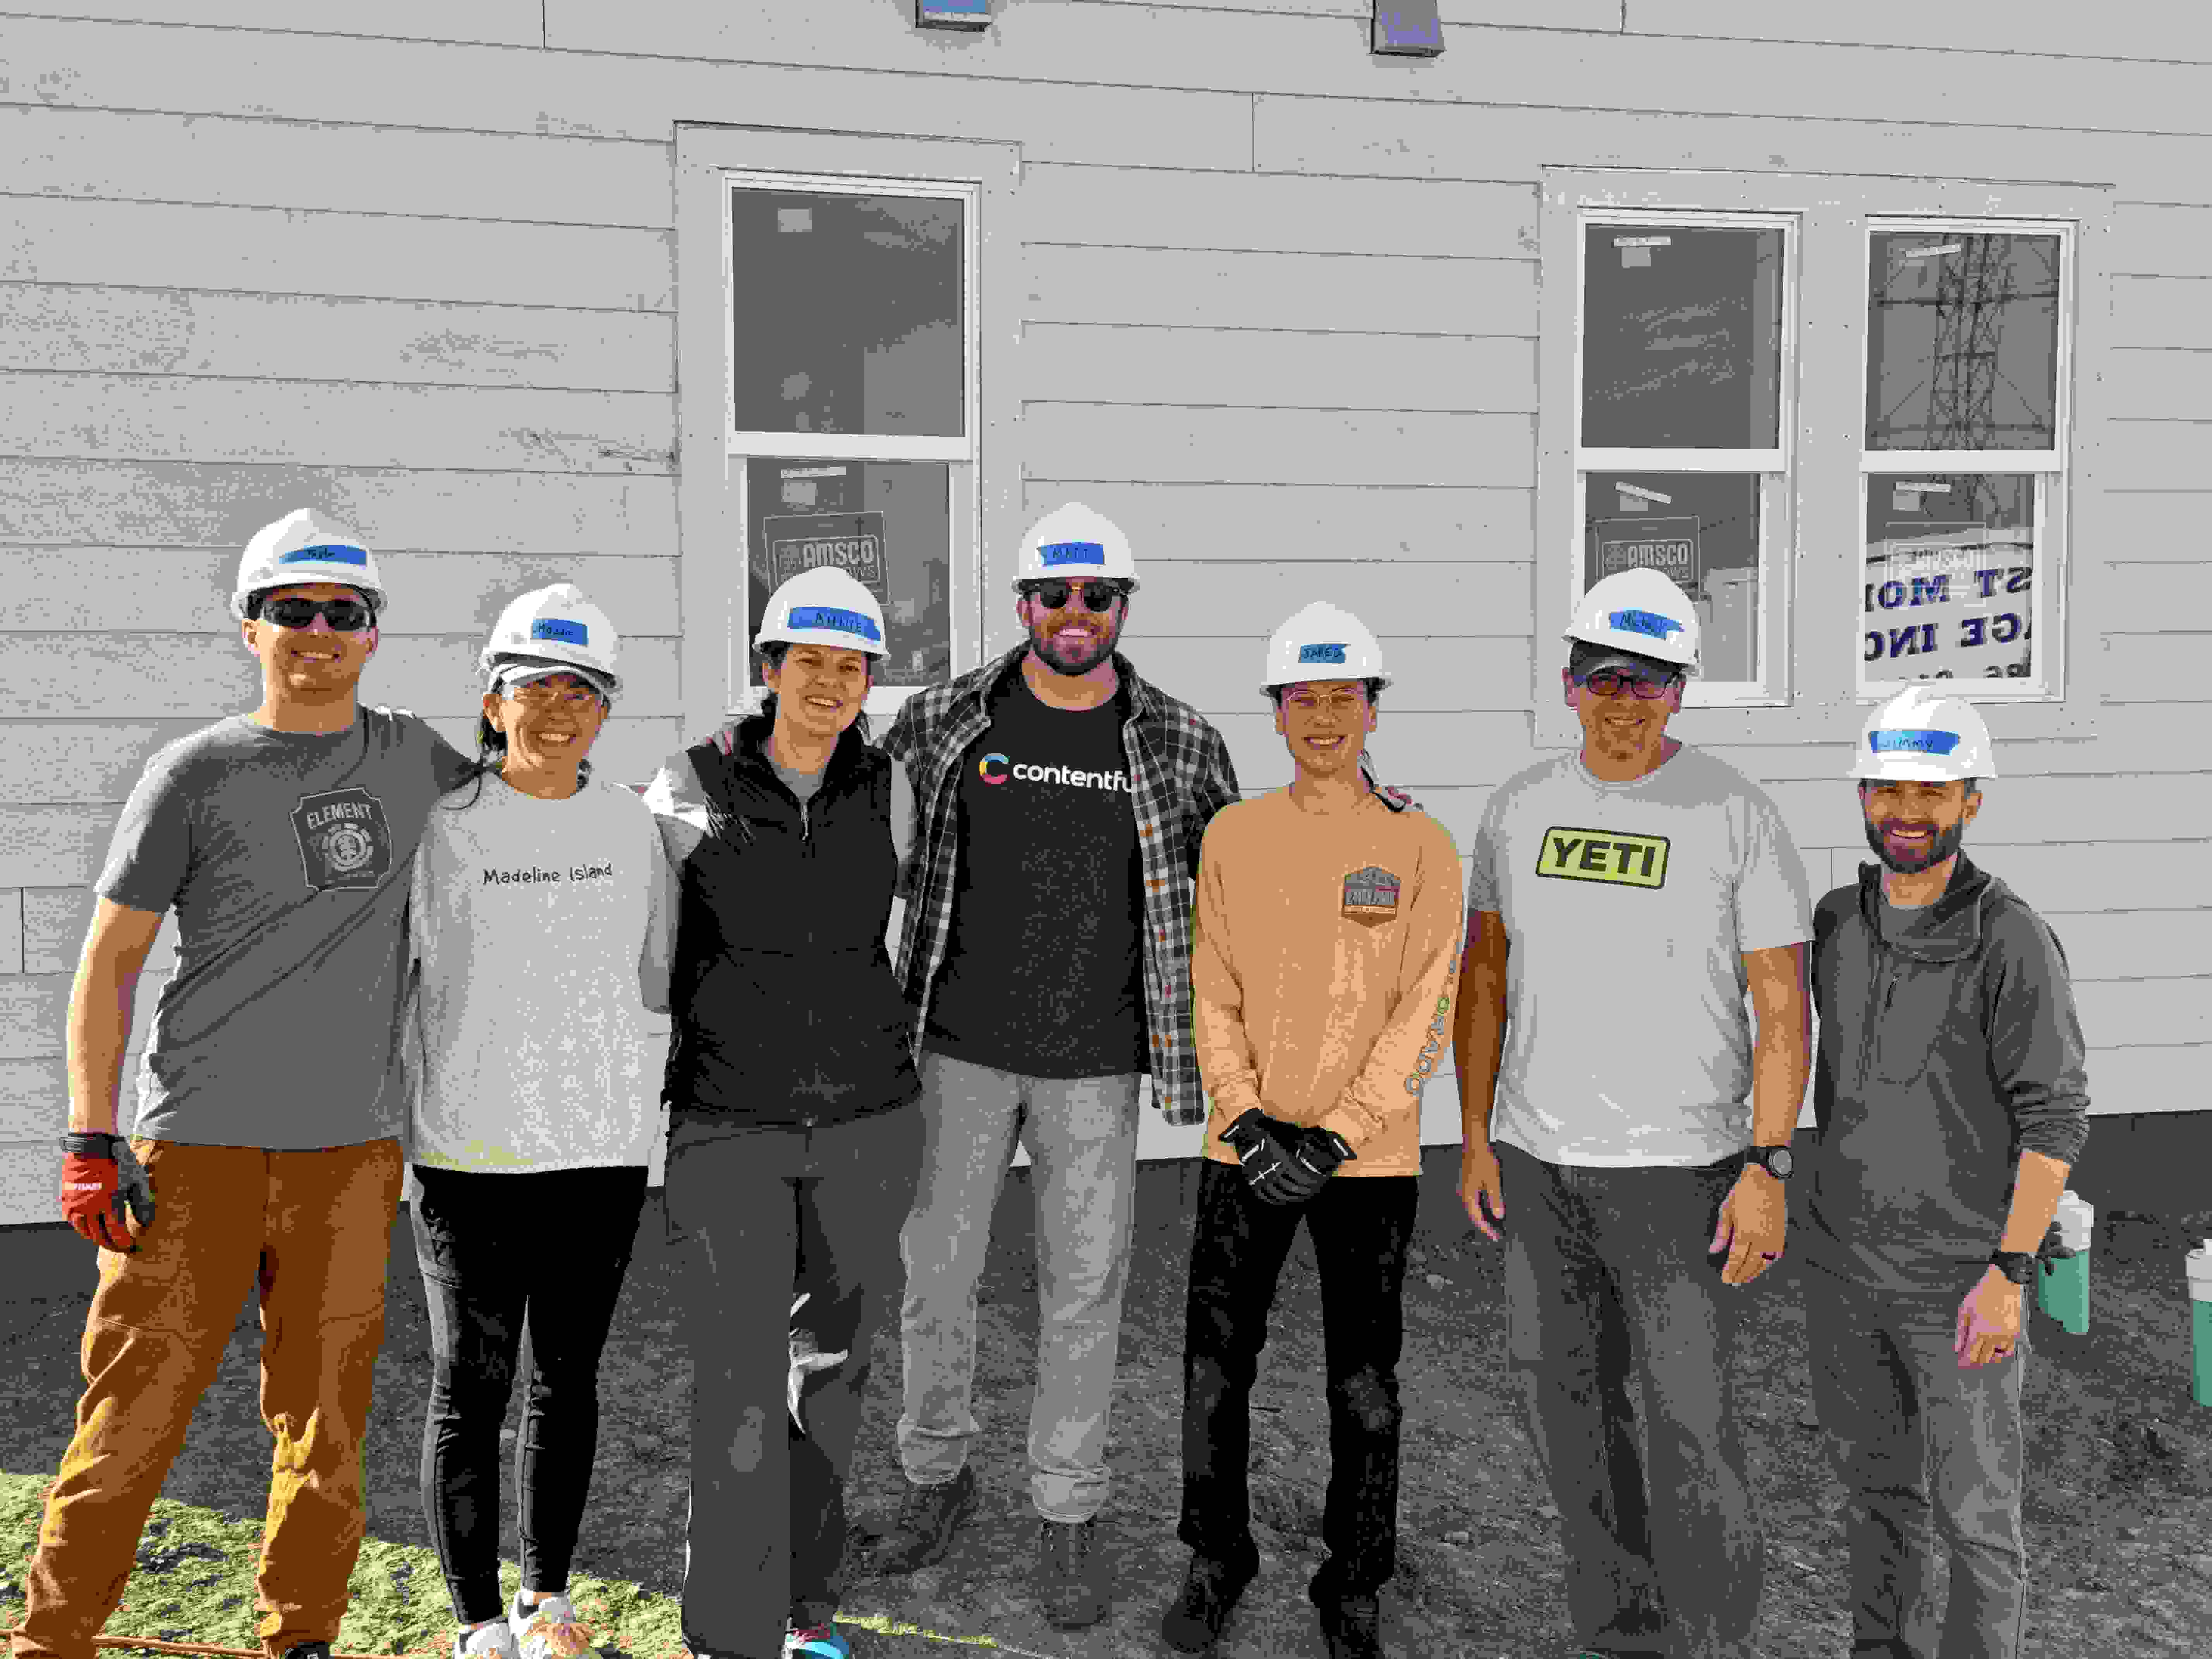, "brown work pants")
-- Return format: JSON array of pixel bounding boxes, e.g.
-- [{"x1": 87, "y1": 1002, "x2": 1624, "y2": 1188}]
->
[{"x1": 11, "y1": 1138, "x2": 404, "y2": 1659}]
